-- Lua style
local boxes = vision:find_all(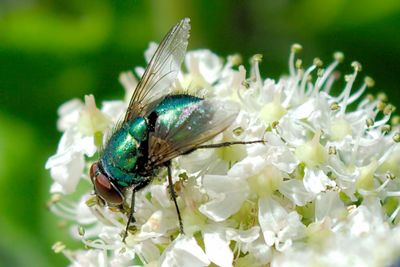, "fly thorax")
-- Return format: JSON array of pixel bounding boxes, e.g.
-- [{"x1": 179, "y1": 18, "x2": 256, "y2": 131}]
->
[{"x1": 101, "y1": 117, "x2": 149, "y2": 186}]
